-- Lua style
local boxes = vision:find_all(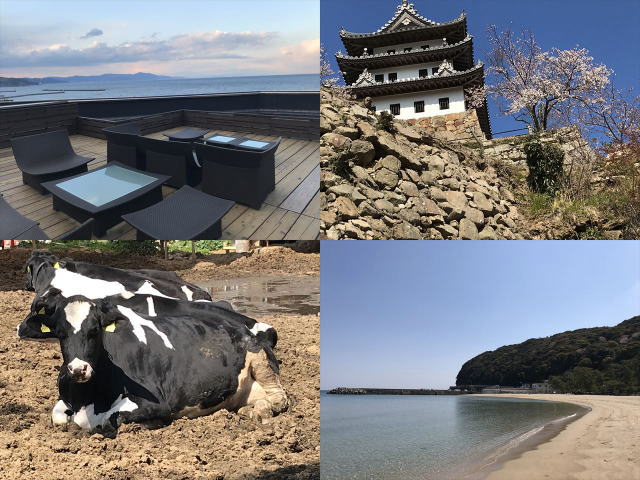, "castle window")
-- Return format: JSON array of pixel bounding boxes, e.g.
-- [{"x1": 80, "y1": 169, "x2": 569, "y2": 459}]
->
[
  {"x1": 387, "y1": 49, "x2": 396, "y2": 54},
  {"x1": 422, "y1": 44, "x2": 430, "y2": 50},
  {"x1": 388, "y1": 72, "x2": 397, "y2": 82},
  {"x1": 419, "y1": 68, "x2": 429, "y2": 78},
  {"x1": 404, "y1": 47, "x2": 412, "y2": 53},
  {"x1": 390, "y1": 104, "x2": 400, "y2": 116},
  {"x1": 439, "y1": 97, "x2": 450, "y2": 110},
  {"x1": 432, "y1": 67, "x2": 439, "y2": 75},
  {"x1": 375, "y1": 74, "x2": 384, "y2": 83},
  {"x1": 414, "y1": 101, "x2": 425, "y2": 113}
]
